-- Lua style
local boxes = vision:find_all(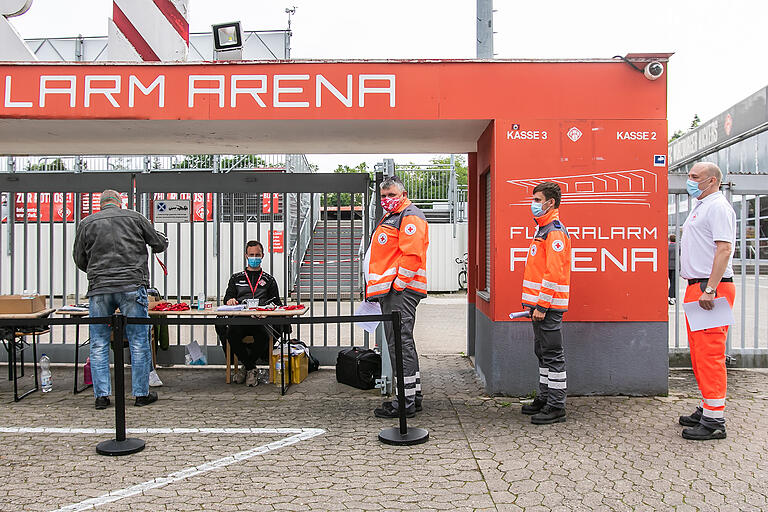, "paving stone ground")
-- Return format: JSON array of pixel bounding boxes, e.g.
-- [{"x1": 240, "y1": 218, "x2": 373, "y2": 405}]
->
[{"x1": 0, "y1": 357, "x2": 766, "y2": 511}]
